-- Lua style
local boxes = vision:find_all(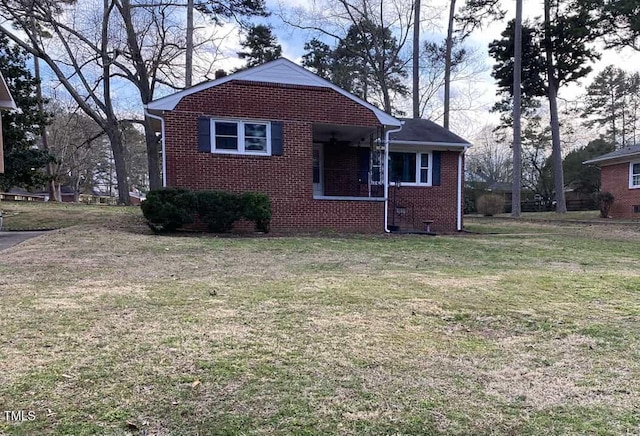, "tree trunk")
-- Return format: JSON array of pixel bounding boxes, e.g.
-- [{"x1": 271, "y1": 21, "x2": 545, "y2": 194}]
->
[
  {"x1": 544, "y1": 0, "x2": 566, "y2": 214},
  {"x1": 511, "y1": 0, "x2": 523, "y2": 218},
  {"x1": 443, "y1": 0, "x2": 456, "y2": 129},
  {"x1": 34, "y1": 54, "x2": 58, "y2": 202},
  {"x1": 106, "y1": 125, "x2": 130, "y2": 205},
  {"x1": 412, "y1": 0, "x2": 420, "y2": 119},
  {"x1": 186, "y1": 0, "x2": 194, "y2": 88},
  {"x1": 118, "y1": 0, "x2": 161, "y2": 190},
  {"x1": 144, "y1": 117, "x2": 161, "y2": 189}
]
